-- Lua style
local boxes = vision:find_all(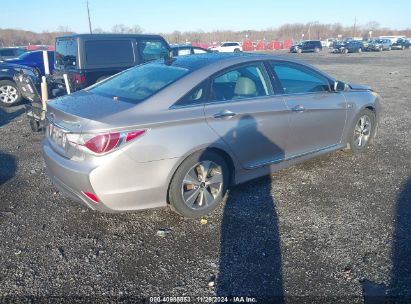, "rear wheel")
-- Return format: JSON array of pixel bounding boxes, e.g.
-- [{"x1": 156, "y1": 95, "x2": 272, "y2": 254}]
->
[
  {"x1": 314, "y1": 47, "x2": 320, "y2": 53},
  {"x1": 0, "y1": 80, "x2": 22, "y2": 107},
  {"x1": 358, "y1": 48, "x2": 362, "y2": 53},
  {"x1": 169, "y1": 150, "x2": 229, "y2": 218},
  {"x1": 348, "y1": 109, "x2": 376, "y2": 153},
  {"x1": 234, "y1": 48, "x2": 241, "y2": 53}
]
